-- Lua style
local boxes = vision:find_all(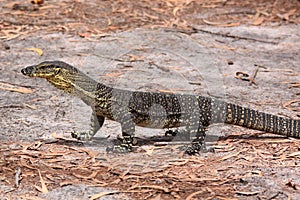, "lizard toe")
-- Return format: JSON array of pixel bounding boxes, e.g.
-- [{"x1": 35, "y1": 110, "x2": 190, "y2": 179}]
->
[{"x1": 106, "y1": 144, "x2": 133, "y2": 153}]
